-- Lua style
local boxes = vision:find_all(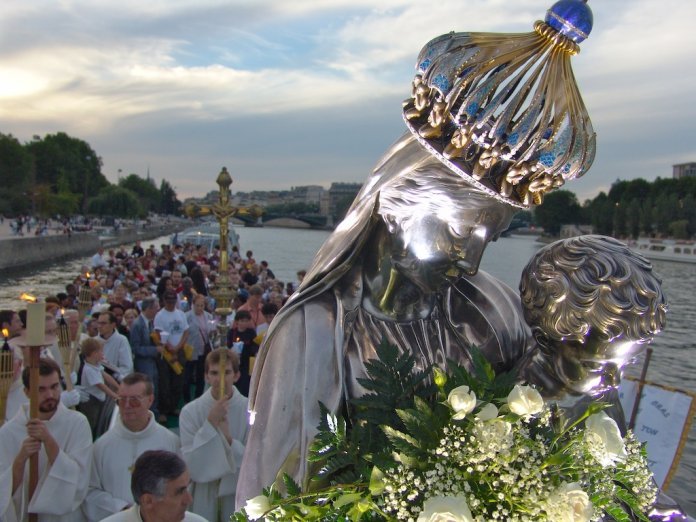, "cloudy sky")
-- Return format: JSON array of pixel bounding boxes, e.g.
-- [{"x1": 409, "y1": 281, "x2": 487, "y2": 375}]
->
[{"x1": 1, "y1": 0, "x2": 694, "y2": 202}]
